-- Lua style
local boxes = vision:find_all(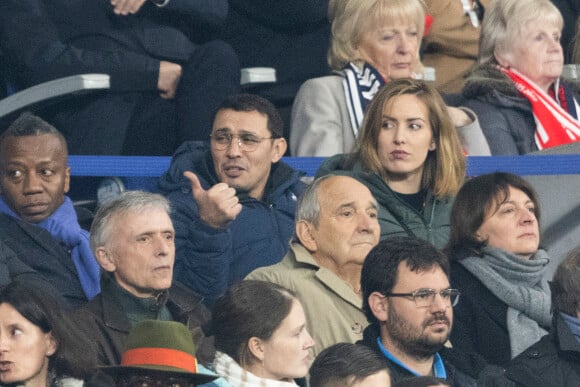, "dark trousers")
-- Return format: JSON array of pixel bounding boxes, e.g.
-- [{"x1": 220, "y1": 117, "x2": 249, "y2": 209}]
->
[{"x1": 50, "y1": 40, "x2": 240, "y2": 155}]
